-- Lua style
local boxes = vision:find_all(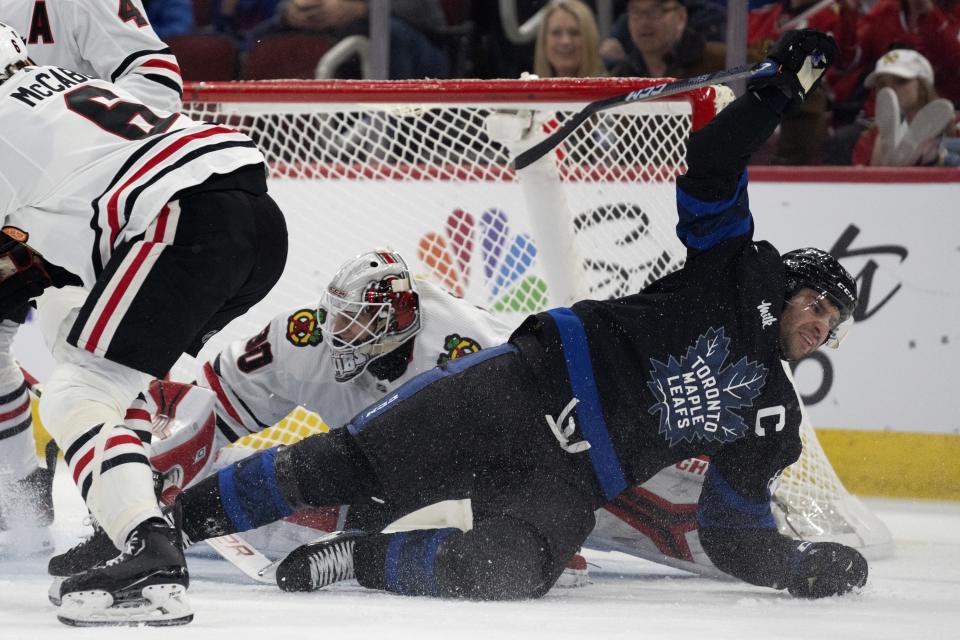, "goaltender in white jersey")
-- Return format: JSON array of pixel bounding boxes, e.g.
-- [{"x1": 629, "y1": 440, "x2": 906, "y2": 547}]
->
[
  {"x1": 0, "y1": 0, "x2": 182, "y2": 111},
  {"x1": 149, "y1": 250, "x2": 515, "y2": 490}
]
